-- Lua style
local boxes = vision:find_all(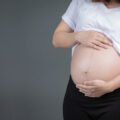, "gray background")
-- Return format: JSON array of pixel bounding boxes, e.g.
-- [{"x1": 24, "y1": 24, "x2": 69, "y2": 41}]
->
[{"x1": 0, "y1": 0, "x2": 72, "y2": 120}]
